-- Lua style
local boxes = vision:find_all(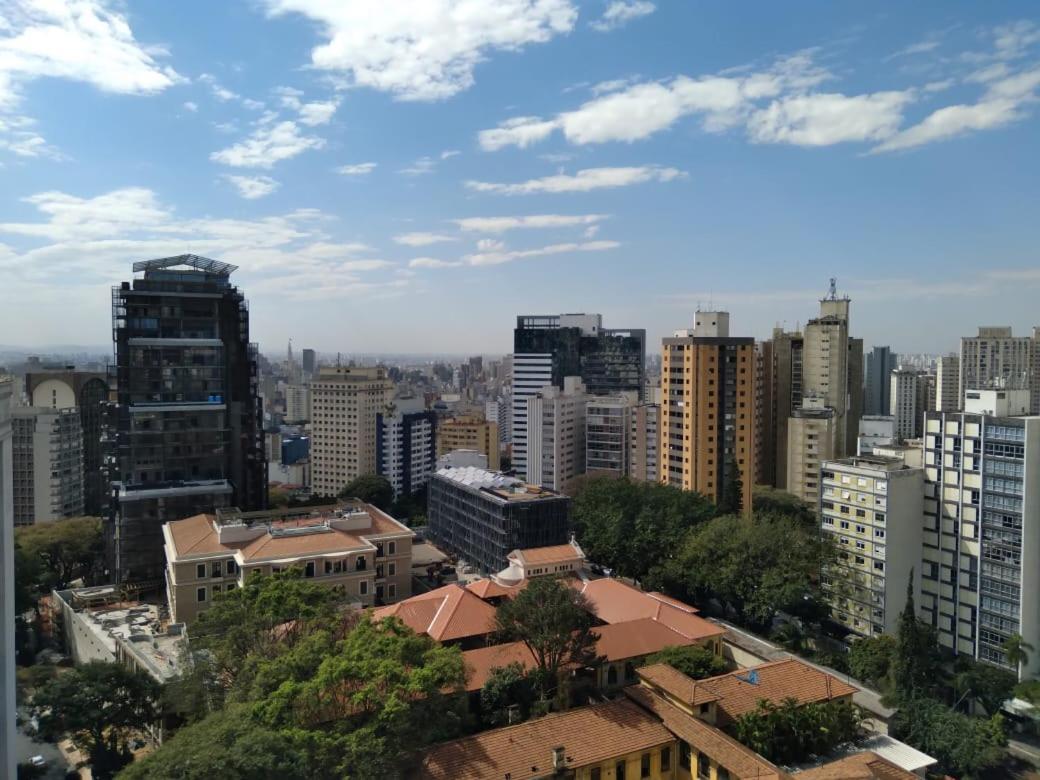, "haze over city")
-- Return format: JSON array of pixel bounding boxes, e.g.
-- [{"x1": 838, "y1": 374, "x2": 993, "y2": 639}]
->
[{"x1": 2, "y1": 1, "x2": 1039, "y2": 353}]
